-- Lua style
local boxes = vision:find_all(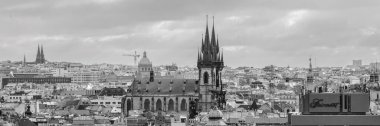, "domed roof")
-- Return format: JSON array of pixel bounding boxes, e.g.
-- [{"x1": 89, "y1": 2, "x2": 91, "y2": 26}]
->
[
  {"x1": 208, "y1": 108, "x2": 223, "y2": 119},
  {"x1": 139, "y1": 51, "x2": 152, "y2": 65}
]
